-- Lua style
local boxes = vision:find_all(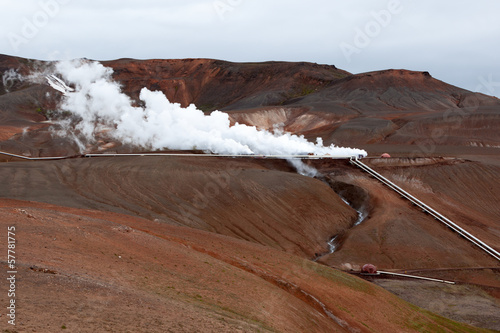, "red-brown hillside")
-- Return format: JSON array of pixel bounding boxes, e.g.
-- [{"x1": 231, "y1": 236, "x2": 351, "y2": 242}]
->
[
  {"x1": 292, "y1": 69, "x2": 499, "y2": 114},
  {"x1": 103, "y1": 58, "x2": 351, "y2": 111},
  {"x1": 1, "y1": 55, "x2": 499, "y2": 154},
  {"x1": 229, "y1": 69, "x2": 500, "y2": 147}
]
